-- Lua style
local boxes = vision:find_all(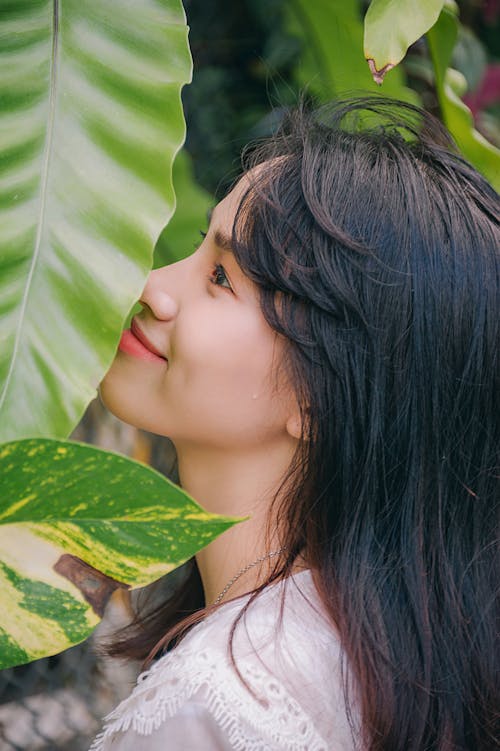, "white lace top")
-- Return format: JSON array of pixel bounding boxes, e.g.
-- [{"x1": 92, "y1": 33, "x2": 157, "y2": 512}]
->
[{"x1": 89, "y1": 571, "x2": 357, "y2": 751}]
